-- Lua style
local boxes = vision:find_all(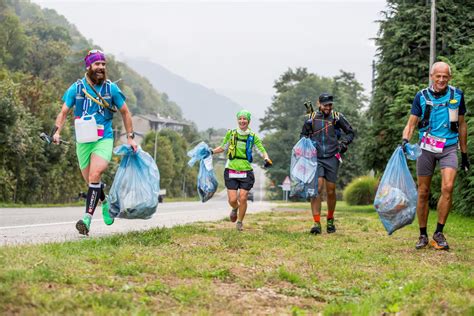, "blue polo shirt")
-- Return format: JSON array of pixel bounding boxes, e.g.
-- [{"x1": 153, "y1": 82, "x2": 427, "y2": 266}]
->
[{"x1": 411, "y1": 86, "x2": 466, "y2": 146}]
